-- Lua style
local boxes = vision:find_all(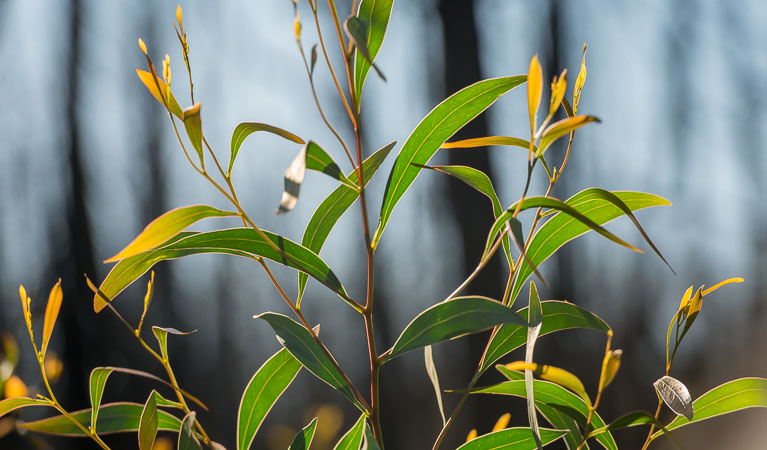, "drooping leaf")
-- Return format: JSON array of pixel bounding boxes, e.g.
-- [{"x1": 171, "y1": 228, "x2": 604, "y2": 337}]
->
[
  {"x1": 95, "y1": 228, "x2": 348, "y2": 312},
  {"x1": 384, "y1": 296, "x2": 527, "y2": 362},
  {"x1": 278, "y1": 141, "x2": 356, "y2": 214},
  {"x1": 506, "y1": 362, "x2": 590, "y2": 405},
  {"x1": 298, "y1": 142, "x2": 395, "y2": 304},
  {"x1": 650, "y1": 377, "x2": 767, "y2": 441},
  {"x1": 89, "y1": 368, "x2": 113, "y2": 430},
  {"x1": 41, "y1": 279, "x2": 63, "y2": 358},
  {"x1": 509, "y1": 190, "x2": 670, "y2": 304},
  {"x1": 456, "y1": 427, "x2": 566, "y2": 450},
  {"x1": 288, "y1": 417, "x2": 318, "y2": 450},
  {"x1": 106, "y1": 205, "x2": 237, "y2": 263},
  {"x1": 424, "y1": 345, "x2": 446, "y2": 425},
  {"x1": 353, "y1": 0, "x2": 394, "y2": 103},
  {"x1": 480, "y1": 301, "x2": 610, "y2": 373},
  {"x1": 182, "y1": 103, "x2": 204, "y2": 163},
  {"x1": 18, "y1": 402, "x2": 182, "y2": 436},
  {"x1": 536, "y1": 116, "x2": 600, "y2": 158},
  {"x1": 228, "y1": 122, "x2": 305, "y2": 175},
  {"x1": 178, "y1": 412, "x2": 202, "y2": 450},
  {"x1": 90, "y1": 366, "x2": 206, "y2": 411},
  {"x1": 152, "y1": 326, "x2": 195, "y2": 361},
  {"x1": 654, "y1": 376, "x2": 694, "y2": 420},
  {"x1": 524, "y1": 283, "x2": 543, "y2": 449},
  {"x1": 344, "y1": 17, "x2": 386, "y2": 81},
  {"x1": 136, "y1": 69, "x2": 183, "y2": 118},
  {"x1": 237, "y1": 348, "x2": 302, "y2": 450},
  {"x1": 372, "y1": 76, "x2": 526, "y2": 250},
  {"x1": 0, "y1": 397, "x2": 52, "y2": 418},
  {"x1": 138, "y1": 392, "x2": 159, "y2": 450},
  {"x1": 527, "y1": 55, "x2": 543, "y2": 135},
  {"x1": 333, "y1": 415, "x2": 366, "y2": 450},
  {"x1": 256, "y1": 313, "x2": 365, "y2": 412}
]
